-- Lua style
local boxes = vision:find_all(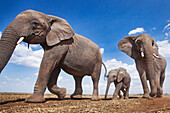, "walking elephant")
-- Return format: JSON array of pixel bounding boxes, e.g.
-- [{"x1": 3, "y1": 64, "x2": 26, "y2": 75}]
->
[
  {"x1": 118, "y1": 34, "x2": 167, "y2": 98},
  {"x1": 0, "y1": 10, "x2": 107, "y2": 102},
  {"x1": 105, "y1": 67, "x2": 131, "y2": 99}
]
